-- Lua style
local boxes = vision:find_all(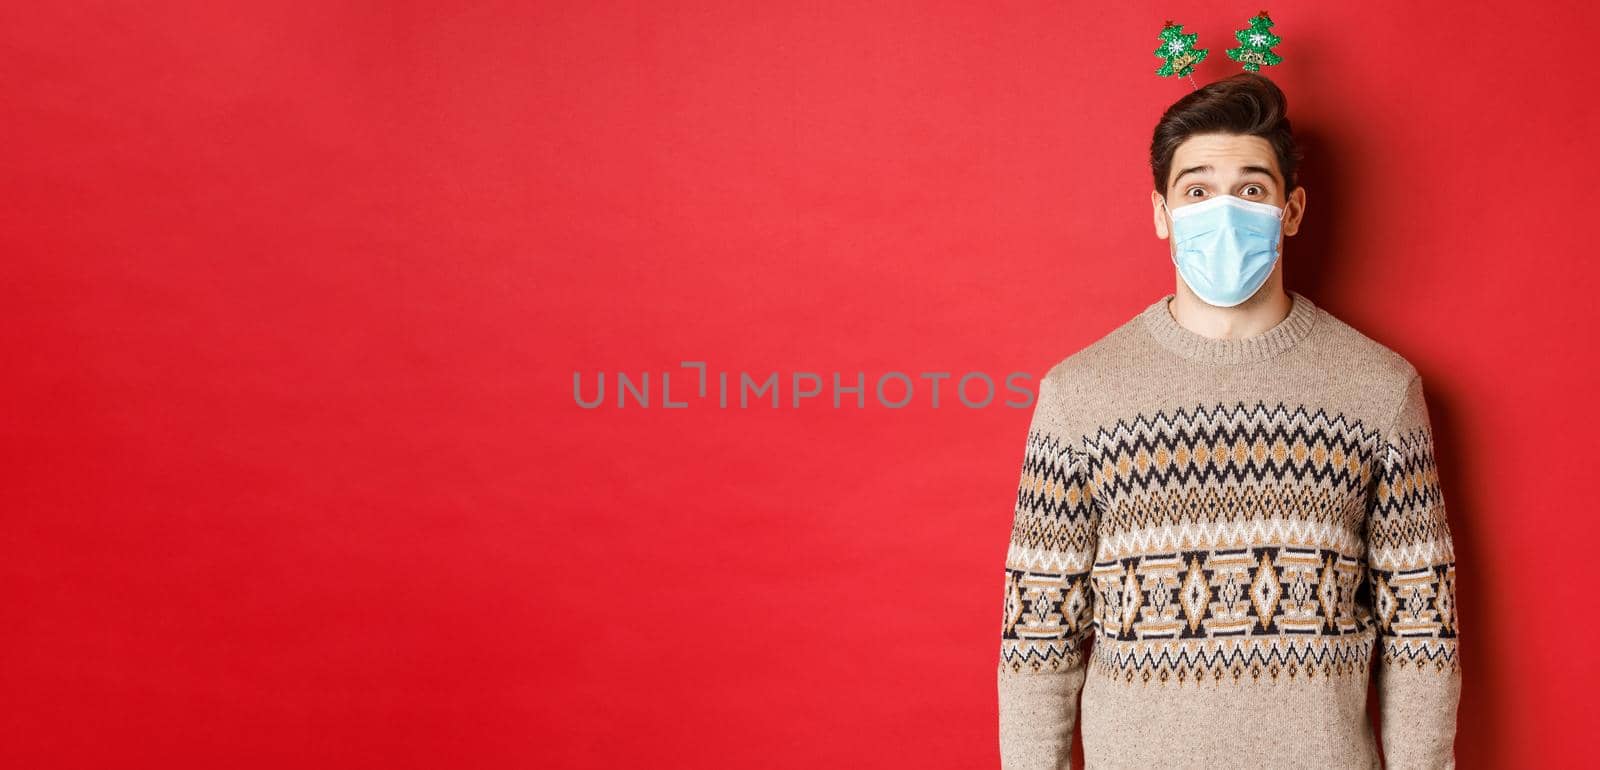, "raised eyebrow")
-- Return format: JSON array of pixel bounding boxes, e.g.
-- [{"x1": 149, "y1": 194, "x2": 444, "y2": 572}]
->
[
  {"x1": 1239, "y1": 165, "x2": 1279, "y2": 185},
  {"x1": 1171, "y1": 165, "x2": 1212, "y2": 187}
]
